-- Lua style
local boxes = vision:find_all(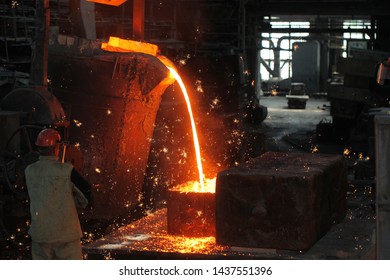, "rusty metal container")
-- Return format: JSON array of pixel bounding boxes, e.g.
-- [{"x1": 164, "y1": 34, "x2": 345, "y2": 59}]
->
[
  {"x1": 216, "y1": 151, "x2": 347, "y2": 251},
  {"x1": 48, "y1": 35, "x2": 173, "y2": 218},
  {"x1": 167, "y1": 183, "x2": 215, "y2": 237}
]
